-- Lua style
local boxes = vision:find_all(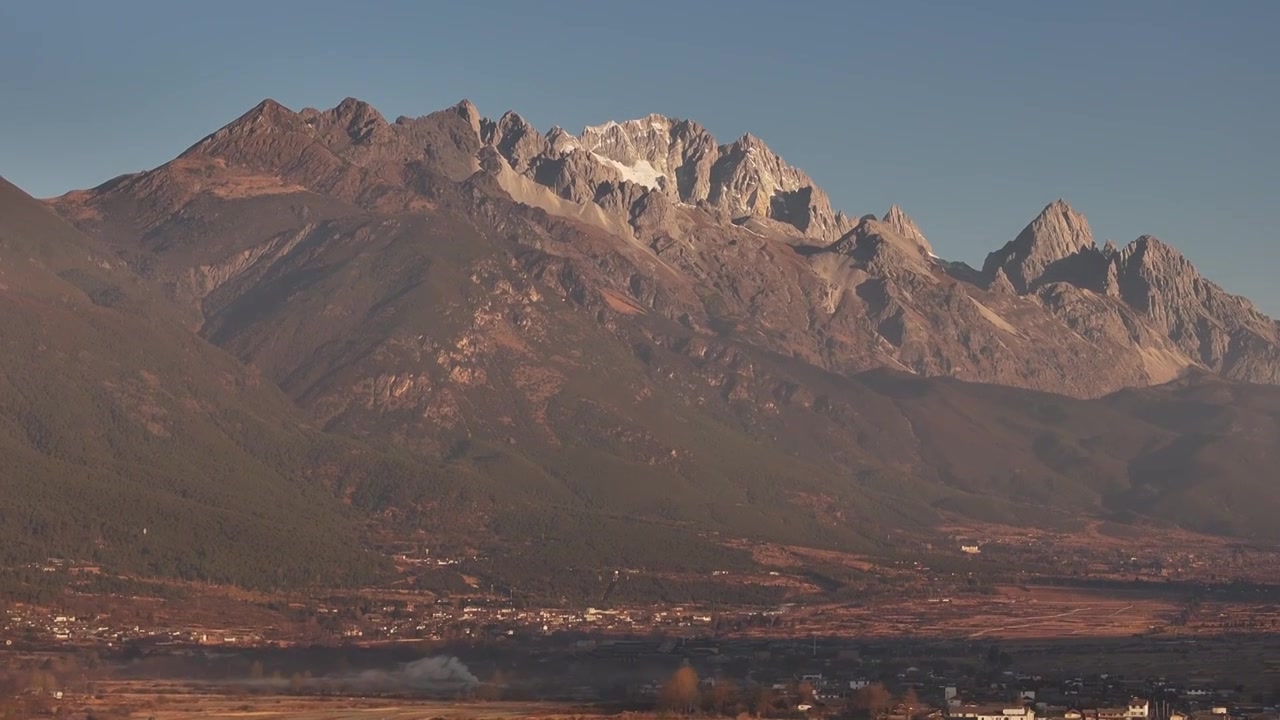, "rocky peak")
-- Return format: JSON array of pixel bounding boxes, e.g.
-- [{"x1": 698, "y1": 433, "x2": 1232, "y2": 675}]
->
[
  {"x1": 827, "y1": 216, "x2": 936, "y2": 280},
  {"x1": 1118, "y1": 234, "x2": 1185, "y2": 266},
  {"x1": 235, "y1": 98, "x2": 295, "y2": 127},
  {"x1": 708, "y1": 132, "x2": 851, "y2": 240},
  {"x1": 559, "y1": 114, "x2": 853, "y2": 240},
  {"x1": 495, "y1": 110, "x2": 534, "y2": 133},
  {"x1": 726, "y1": 132, "x2": 768, "y2": 152},
  {"x1": 182, "y1": 99, "x2": 303, "y2": 158},
  {"x1": 450, "y1": 99, "x2": 483, "y2": 139},
  {"x1": 316, "y1": 97, "x2": 390, "y2": 148},
  {"x1": 989, "y1": 266, "x2": 1017, "y2": 294},
  {"x1": 331, "y1": 96, "x2": 383, "y2": 122},
  {"x1": 575, "y1": 114, "x2": 712, "y2": 195},
  {"x1": 189, "y1": 96, "x2": 390, "y2": 161},
  {"x1": 488, "y1": 111, "x2": 549, "y2": 174},
  {"x1": 1113, "y1": 235, "x2": 1202, "y2": 311},
  {"x1": 544, "y1": 126, "x2": 581, "y2": 156},
  {"x1": 578, "y1": 114, "x2": 686, "y2": 164},
  {"x1": 584, "y1": 114, "x2": 675, "y2": 136},
  {"x1": 1104, "y1": 234, "x2": 1280, "y2": 381},
  {"x1": 882, "y1": 204, "x2": 934, "y2": 258},
  {"x1": 529, "y1": 149, "x2": 625, "y2": 205},
  {"x1": 983, "y1": 199, "x2": 1095, "y2": 293}
]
